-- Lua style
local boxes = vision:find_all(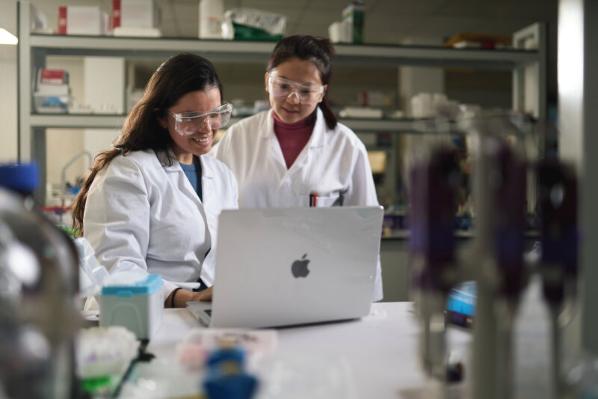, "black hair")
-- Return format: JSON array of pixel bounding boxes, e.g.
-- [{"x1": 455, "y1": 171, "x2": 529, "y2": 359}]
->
[{"x1": 267, "y1": 35, "x2": 337, "y2": 129}]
